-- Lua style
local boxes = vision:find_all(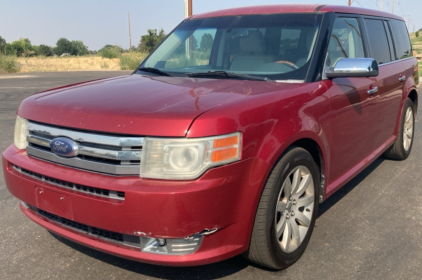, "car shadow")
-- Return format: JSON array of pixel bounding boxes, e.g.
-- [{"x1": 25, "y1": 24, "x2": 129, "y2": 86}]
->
[
  {"x1": 49, "y1": 231, "x2": 251, "y2": 279},
  {"x1": 318, "y1": 156, "x2": 385, "y2": 217}
]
